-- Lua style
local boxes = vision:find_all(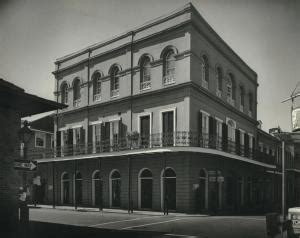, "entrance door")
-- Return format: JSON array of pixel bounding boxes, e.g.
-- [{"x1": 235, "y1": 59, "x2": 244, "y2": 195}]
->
[
  {"x1": 95, "y1": 180, "x2": 103, "y2": 207},
  {"x1": 140, "y1": 115, "x2": 150, "y2": 147},
  {"x1": 63, "y1": 181, "x2": 70, "y2": 204},
  {"x1": 112, "y1": 179, "x2": 121, "y2": 207},
  {"x1": 141, "y1": 179, "x2": 152, "y2": 209},
  {"x1": 163, "y1": 168, "x2": 176, "y2": 210},
  {"x1": 162, "y1": 111, "x2": 174, "y2": 146},
  {"x1": 75, "y1": 173, "x2": 83, "y2": 205}
]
